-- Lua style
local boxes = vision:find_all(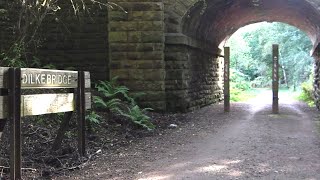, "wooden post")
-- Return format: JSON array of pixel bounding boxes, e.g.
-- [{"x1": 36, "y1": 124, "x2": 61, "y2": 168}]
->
[
  {"x1": 0, "y1": 89, "x2": 8, "y2": 140},
  {"x1": 9, "y1": 68, "x2": 22, "y2": 179},
  {"x1": 224, "y1": 47, "x2": 230, "y2": 112},
  {"x1": 272, "y1": 44, "x2": 279, "y2": 114},
  {"x1": 77, "y1": 71, "x2": 86, "y2": 156},
  {"x1": 52, "y1": 112, "x2": 73, "y2": 151}
]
